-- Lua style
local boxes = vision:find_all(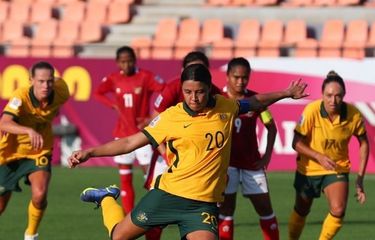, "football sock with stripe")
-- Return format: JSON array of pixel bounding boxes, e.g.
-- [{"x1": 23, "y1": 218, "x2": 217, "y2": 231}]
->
[
  {"x1": 260, "y1": 213, "x2": 279, "y2": 240},
  {"x1": 119, "y1": 168, "x2": 135, "y2": 214},
  {"x1": 25, "y1": 201, "x2": 45, "y2": 235}
]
